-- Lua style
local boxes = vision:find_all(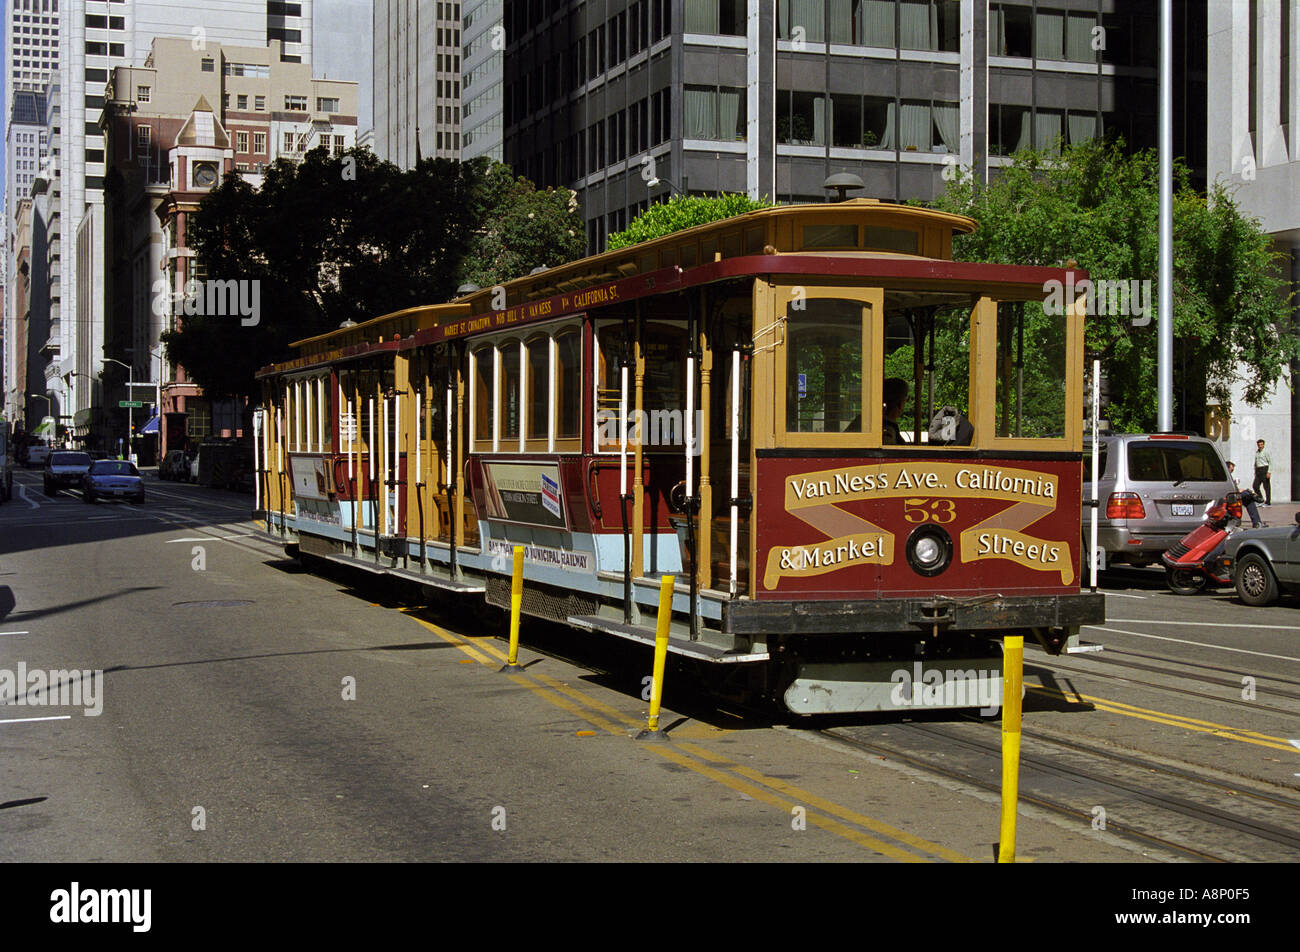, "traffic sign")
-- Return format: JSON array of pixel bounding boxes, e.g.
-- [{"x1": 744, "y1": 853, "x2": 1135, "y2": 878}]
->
[{"x1": 119, "y1": 400, "x2": 143, "y2": 408}]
